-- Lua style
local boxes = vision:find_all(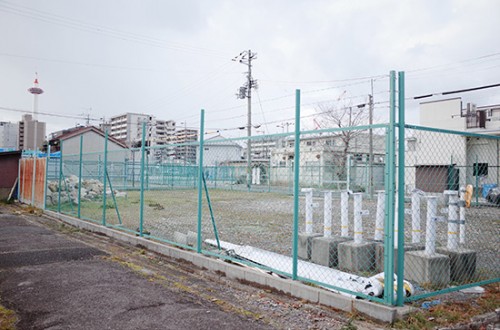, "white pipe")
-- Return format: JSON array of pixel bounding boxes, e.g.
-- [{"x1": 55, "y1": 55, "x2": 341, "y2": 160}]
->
[
  {"x1": 411, "y1": 190, "x2": 421, "y2": 244},
  {"x1": 374, "y1": 190, "x2": 385, "y2": 241},
  {"x1": 341, "y1": 191, "x2": 349, "y2": 237},
  {"x1": 353, "y1": 193, "x2": 363, "y2": 244},
  {"x1": 425, "y1": 197, "x2": 438, "y2": 255},
  {"x1": 459, "y1": 187, "x2": 466, "y2": 245},
  {"x1": 446, "y1": 191, "x2": 459, "y2": 250},
  {"x1": 323, "y1": 191, "x2": 332, "y2": 237},
  {"x1": 346, "y1": 155, "x2": 351, "y2": 191},
  {"x1": 302, "y1": 188, "x2": 314, "y2": 234}
]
